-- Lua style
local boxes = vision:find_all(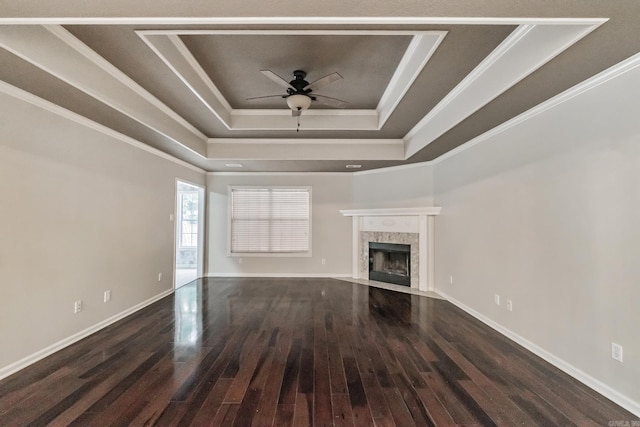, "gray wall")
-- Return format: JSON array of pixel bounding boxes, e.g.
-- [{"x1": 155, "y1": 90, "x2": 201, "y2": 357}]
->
[
  {"x1": 353, "y1": 163, "x2": 433, "y2": 208},
  {"x1": 206, "y1": 173, "x2": 353, "y2": 276},
  {"x1": 0, "y1": 89, "x2": 205, "y2": 371},
  {"x1": 433, "y1": 57, "x2": 640, "y2": 406}
]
